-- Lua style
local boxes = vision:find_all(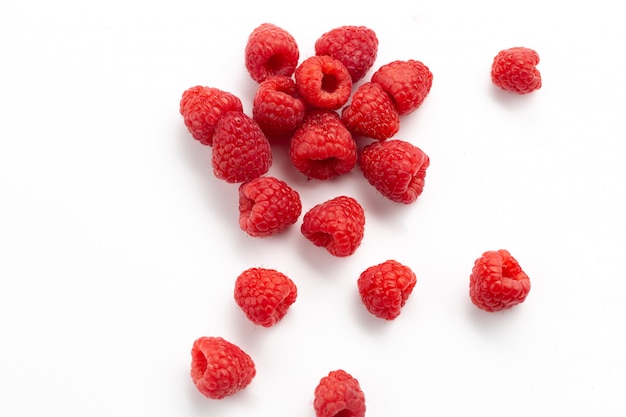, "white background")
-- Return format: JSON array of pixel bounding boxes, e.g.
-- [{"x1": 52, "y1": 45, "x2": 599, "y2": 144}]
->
[{"x1": 1, "y1": 0, "x2": 625, "y2": 415}]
